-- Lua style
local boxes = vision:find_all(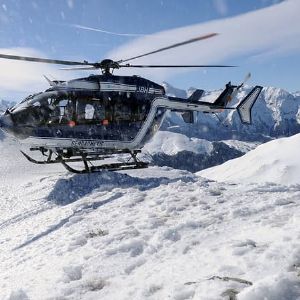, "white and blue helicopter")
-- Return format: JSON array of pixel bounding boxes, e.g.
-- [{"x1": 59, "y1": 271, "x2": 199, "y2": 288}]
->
[{"x1": 0, "y1": 33, "x2": 262, "y2": 173}]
